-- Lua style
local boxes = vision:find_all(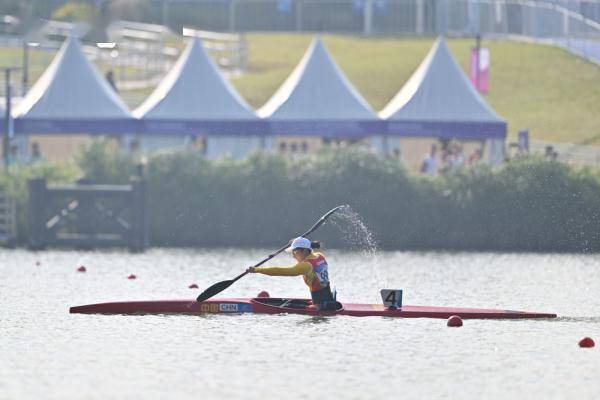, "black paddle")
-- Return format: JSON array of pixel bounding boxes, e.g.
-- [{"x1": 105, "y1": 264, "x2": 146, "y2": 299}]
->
[{"x1": 196, "y1": 205, "x2": 347, "y2": 303}]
